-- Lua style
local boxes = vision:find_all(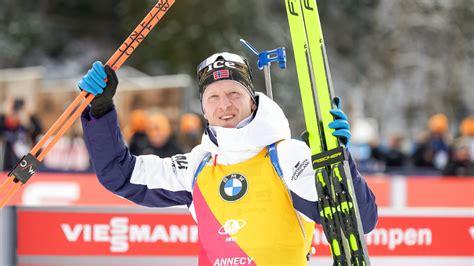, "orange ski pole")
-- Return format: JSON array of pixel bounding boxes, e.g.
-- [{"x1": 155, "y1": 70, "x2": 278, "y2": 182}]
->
[{"x1": 0, "y1": 0, "x2": 175, "y2": 208}]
